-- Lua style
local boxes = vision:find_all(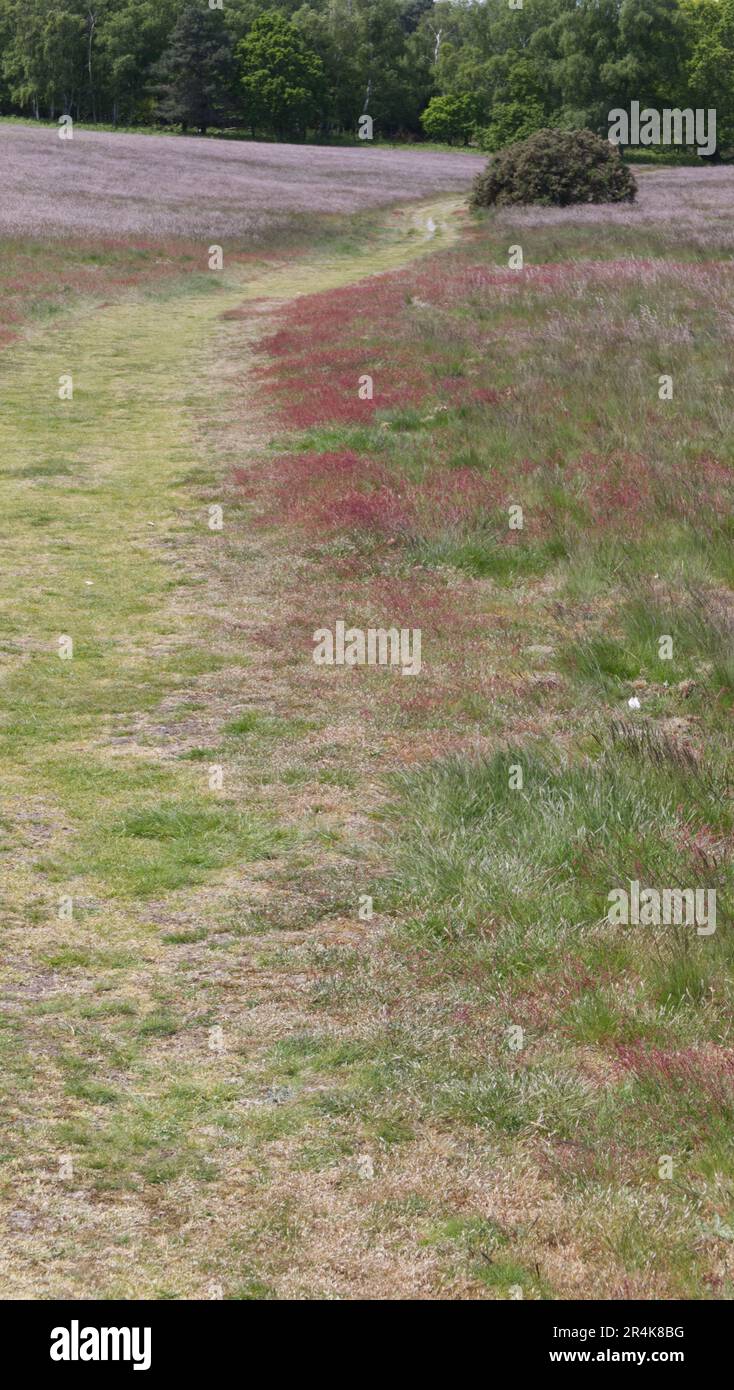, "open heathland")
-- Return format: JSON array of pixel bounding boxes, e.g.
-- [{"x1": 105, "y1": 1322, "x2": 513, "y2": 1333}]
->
[
  {"x1": 0, "y1": 123, "x2": 484, "y2": 239},
  {"x1": 0, "y1": 148, "x2": 732, "y2": 1299}
]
